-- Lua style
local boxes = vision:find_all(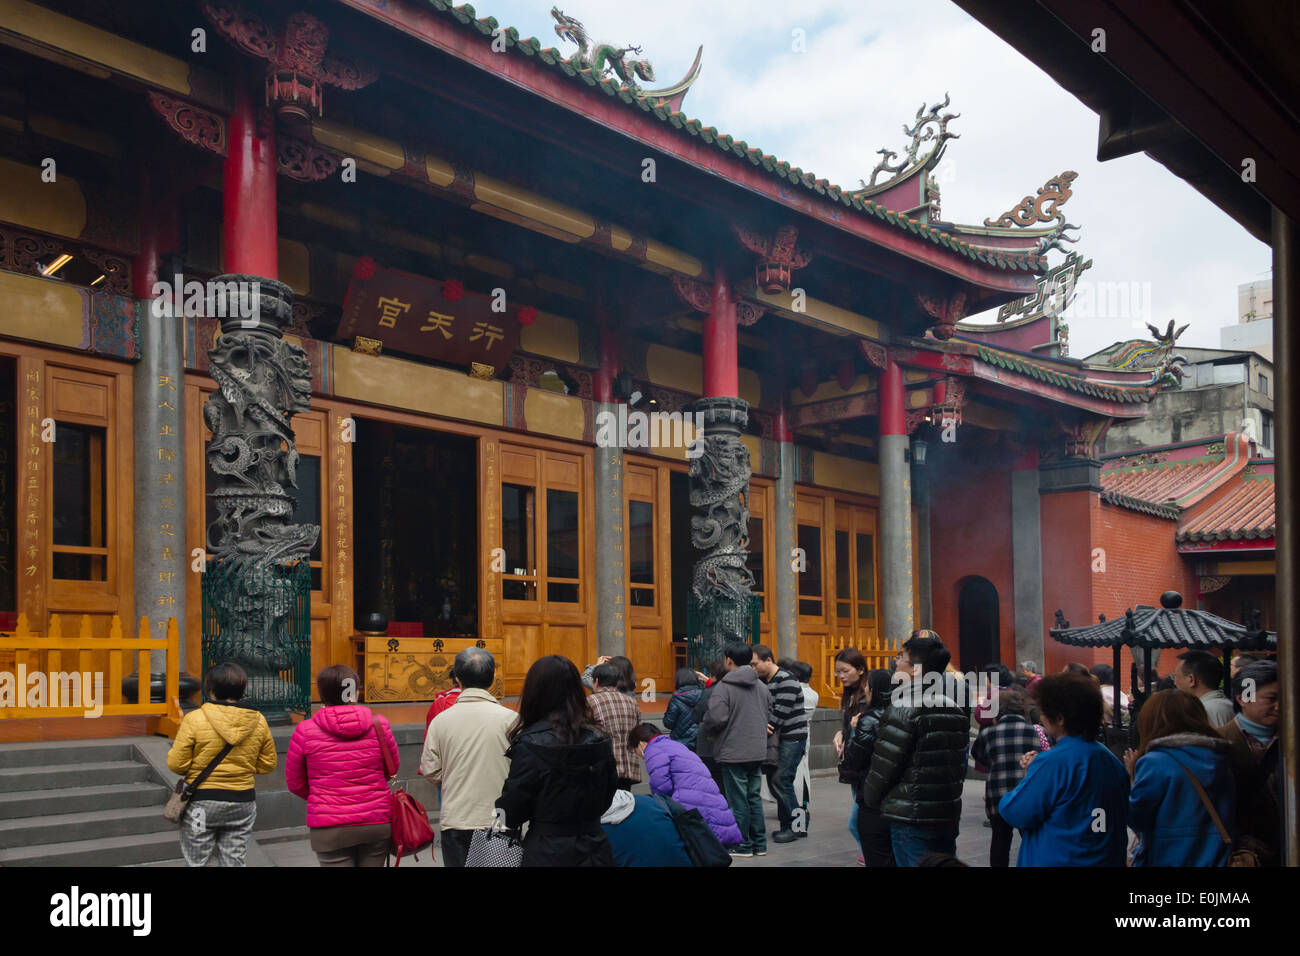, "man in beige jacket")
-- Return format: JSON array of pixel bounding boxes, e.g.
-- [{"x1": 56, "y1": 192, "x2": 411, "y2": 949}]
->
[{"x1": 419, "y1": 647, "x2": 516, "y2": 866}]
